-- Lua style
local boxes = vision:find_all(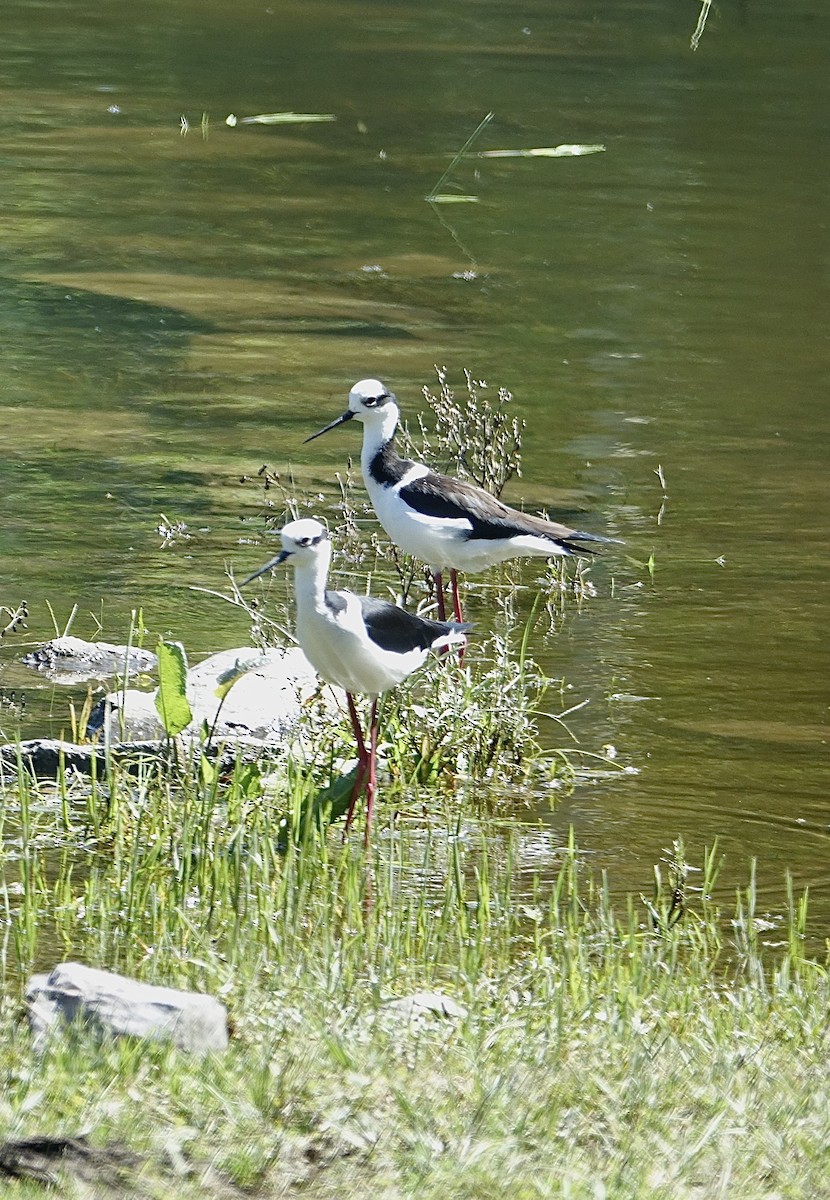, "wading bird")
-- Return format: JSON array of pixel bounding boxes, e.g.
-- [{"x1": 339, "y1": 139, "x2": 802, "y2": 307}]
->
[
  {"x1": 306, "y1": 379, "x2": 619, "y2": 621},
  {"x1": 243, "y1": 518, "x2": 469, "y2": 844}
]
